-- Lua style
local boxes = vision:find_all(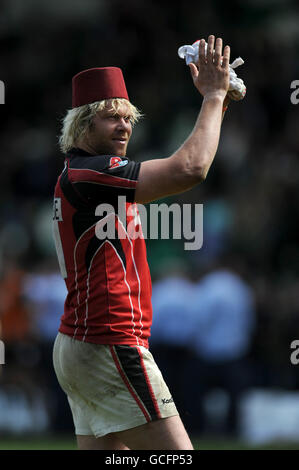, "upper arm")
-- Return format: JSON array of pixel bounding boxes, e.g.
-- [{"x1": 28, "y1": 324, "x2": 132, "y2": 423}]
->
[{"x1": 134, "y1": 155, "x2": 204, "y2": 204}]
